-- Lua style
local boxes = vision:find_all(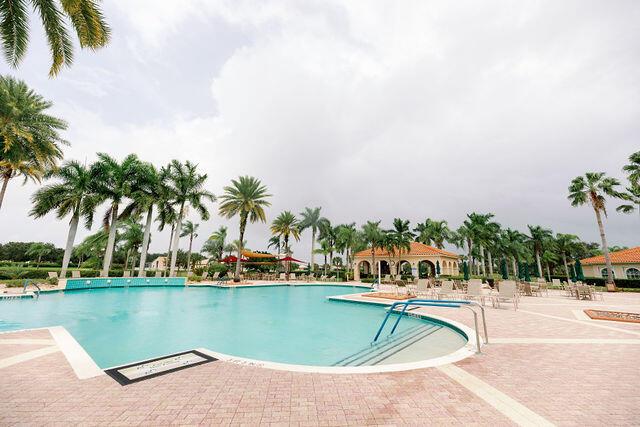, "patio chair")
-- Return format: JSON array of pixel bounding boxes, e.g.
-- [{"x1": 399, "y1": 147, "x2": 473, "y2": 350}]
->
[
  {"x1": 47, "y1": 271, "x2": 58, "y2": 279},
  {"x1": 435, "y1": 280, "x2": 457, "y2": 300},
  {"x1": 320, "y1": 275, "x2": 327, "y2": 281},
  {"x1": 382, "y1": 274, "x2": 392, "y2": 284},
  {"x1": 71, "y1": 270, "x2": 81, "y2": 278},
  {"x1": 202, "y1": 271, "x2": 209, "y2": 280},
  {"x1": 154, "y1": 270, "x2": 162, "y2": 278},
  {"x1": 492, "y1": 281, "x2": 519, "y2": 310},
  {"x1": 576, "y1": 285, "x2": 593, "y2": 300},
  {"x1": 123, "y1": 271, "x2": 131, "y2": 277},
  {"x1": 464, "y1": 282, "x2": 487, "y2": 305},
  {"x1": 589, "y1": 285, "x2": 604, "y2": 301},
  {"x1": 416, "y1": 279, "x2": 432, "y2": 297},
  {"x1": 290, "y1": 273, "x2": 297, "y2": 281},
  {"x1": 552, "y1": 278, "x2": 562, "y2": 287},
  {"x1": 279, "y1": 273, "x2": 287, "y2": 281}
]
